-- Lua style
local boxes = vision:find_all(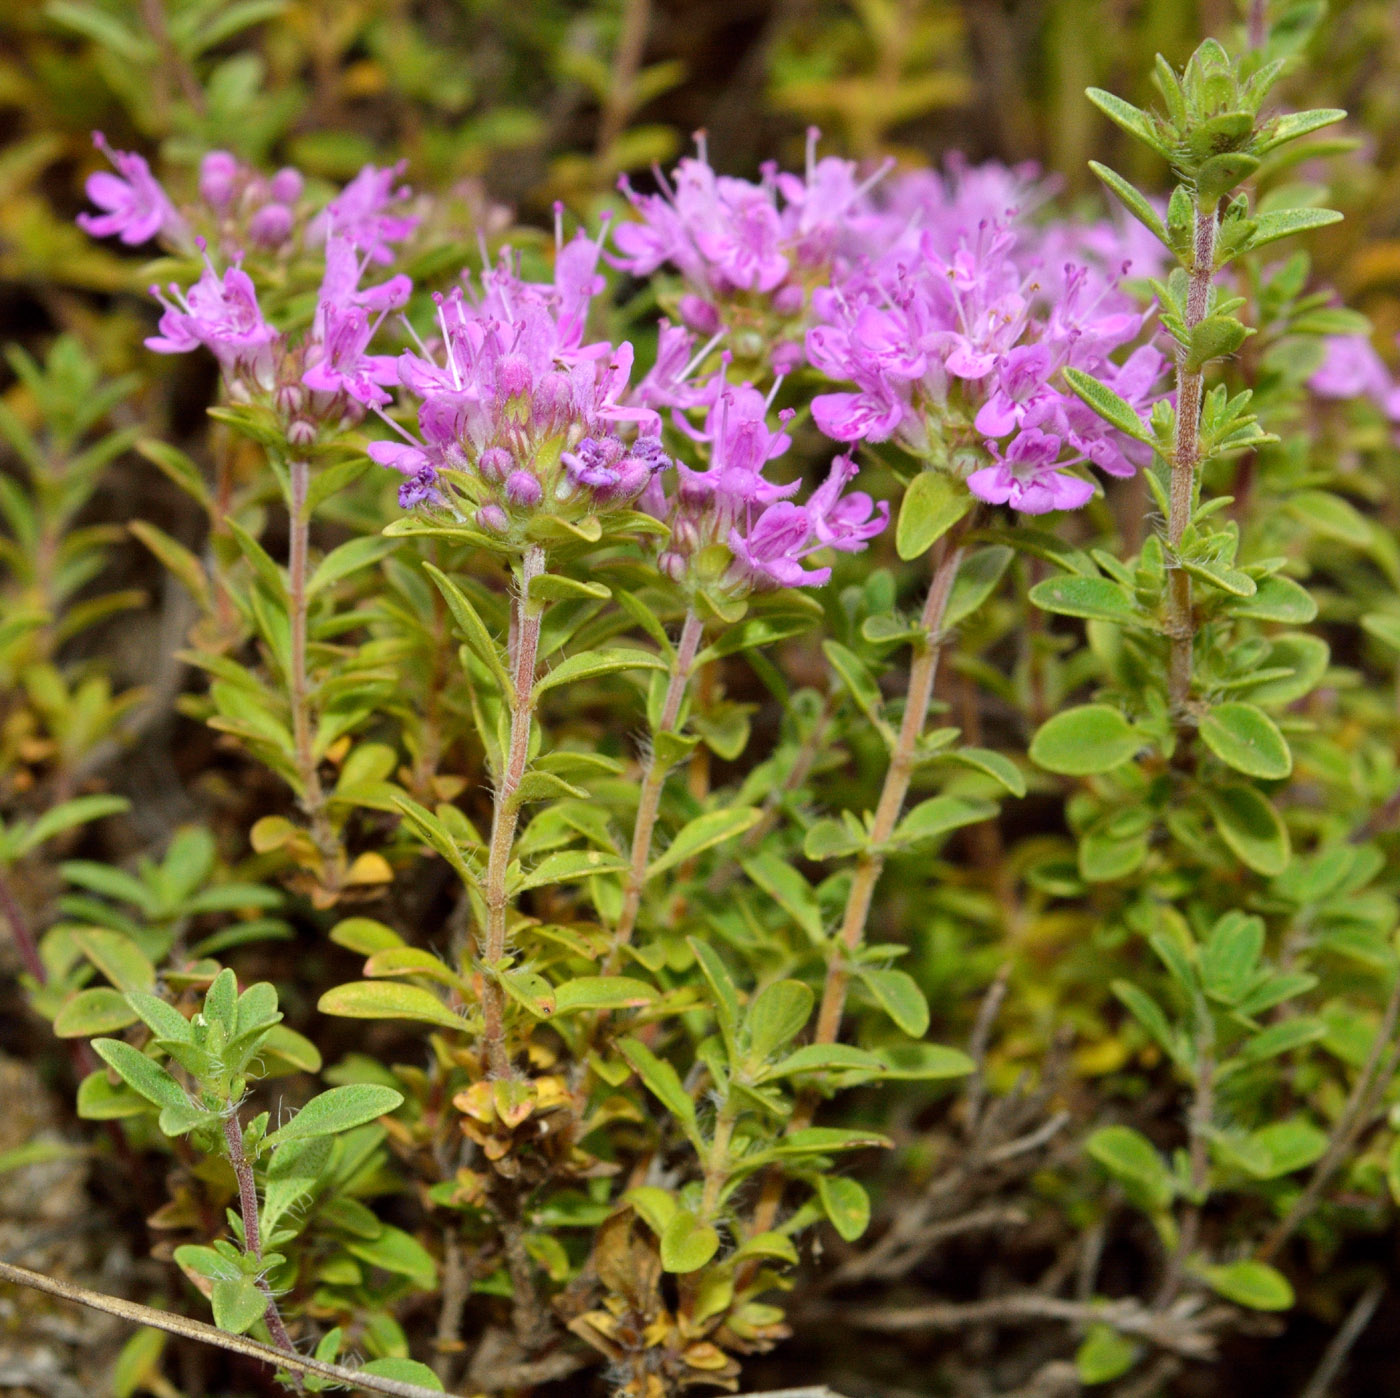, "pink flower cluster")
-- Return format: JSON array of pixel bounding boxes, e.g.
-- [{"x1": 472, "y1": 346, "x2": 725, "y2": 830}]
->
[
  {"x1": 1309, "y1": 333, "x2": 1400, "y2": 423},
  {"x1": 805, "y1": 174, "x2": 1165, "y2": 514},
  {"x1": 638, "y1": 363, "x2": 887, "y2": 592},
  {"x1": 369, "y1": 231, "x2": 665, "y2": 519},
  {"x1": 82, "y1": 135, "x2": 416, "y2": 429}
]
